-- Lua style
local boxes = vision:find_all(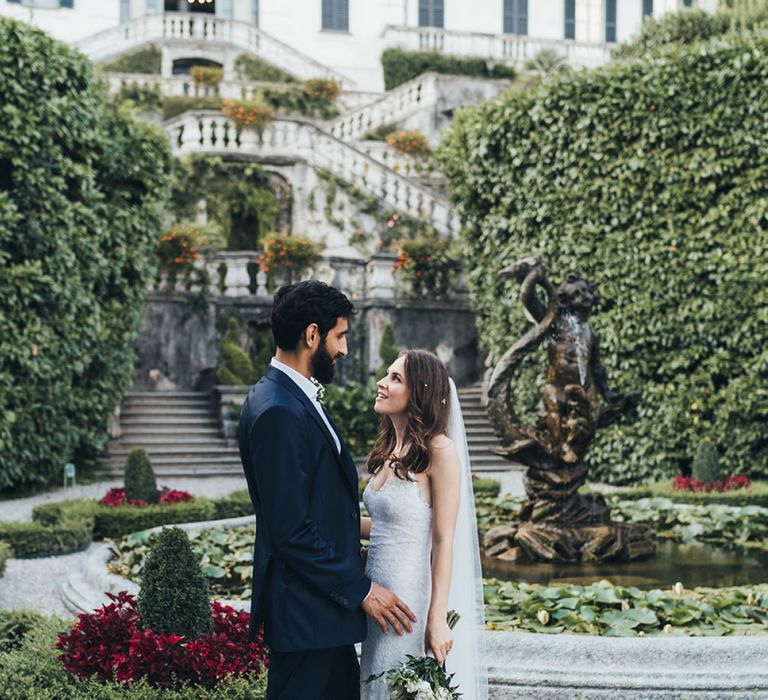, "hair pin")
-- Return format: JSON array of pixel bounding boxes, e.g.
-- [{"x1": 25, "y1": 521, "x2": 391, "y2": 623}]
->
[
  {"x1": 424, "y1": 383, "x2": 429, "y2": 388},
  {"x1": 441, "y1": 398, "x2": 447, "y2": 405}
]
